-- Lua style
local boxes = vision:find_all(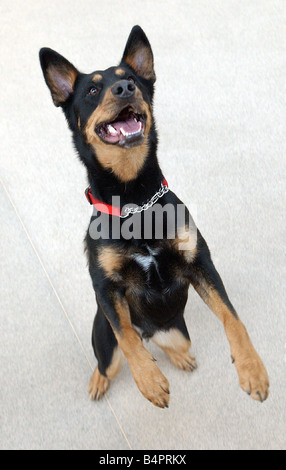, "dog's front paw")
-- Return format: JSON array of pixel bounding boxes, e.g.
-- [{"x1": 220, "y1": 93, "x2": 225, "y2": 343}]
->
[
  {"x1": 233, "y1": 350, "x2": 269, "y2": 402},
  {"x1": 132, "y1": 358, "x2": 170, "y2": 408}
]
